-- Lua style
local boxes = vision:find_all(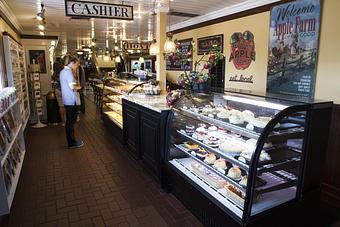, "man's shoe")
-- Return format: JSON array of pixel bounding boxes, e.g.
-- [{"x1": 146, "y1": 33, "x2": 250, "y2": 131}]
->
[{"x1": 68, "y1": 140, "x2": 84, "y2": 149}]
